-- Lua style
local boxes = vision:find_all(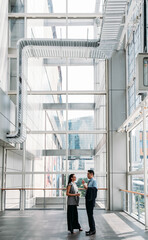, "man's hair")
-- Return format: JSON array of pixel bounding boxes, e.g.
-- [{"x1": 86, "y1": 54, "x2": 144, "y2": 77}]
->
[{"x1": 88, "y1": 170, "x2": 94, "y2": 176}]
